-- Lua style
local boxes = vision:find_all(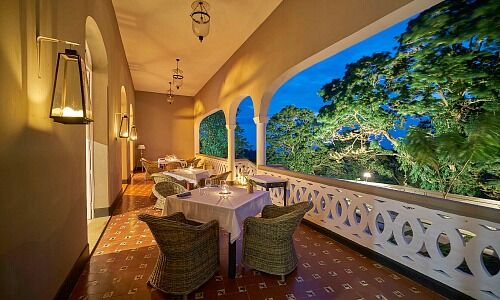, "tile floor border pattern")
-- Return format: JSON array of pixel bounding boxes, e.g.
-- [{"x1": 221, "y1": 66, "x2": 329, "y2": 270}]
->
[{"x1": 70, "y1": 174, "x2": 444, "y2": 300}]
